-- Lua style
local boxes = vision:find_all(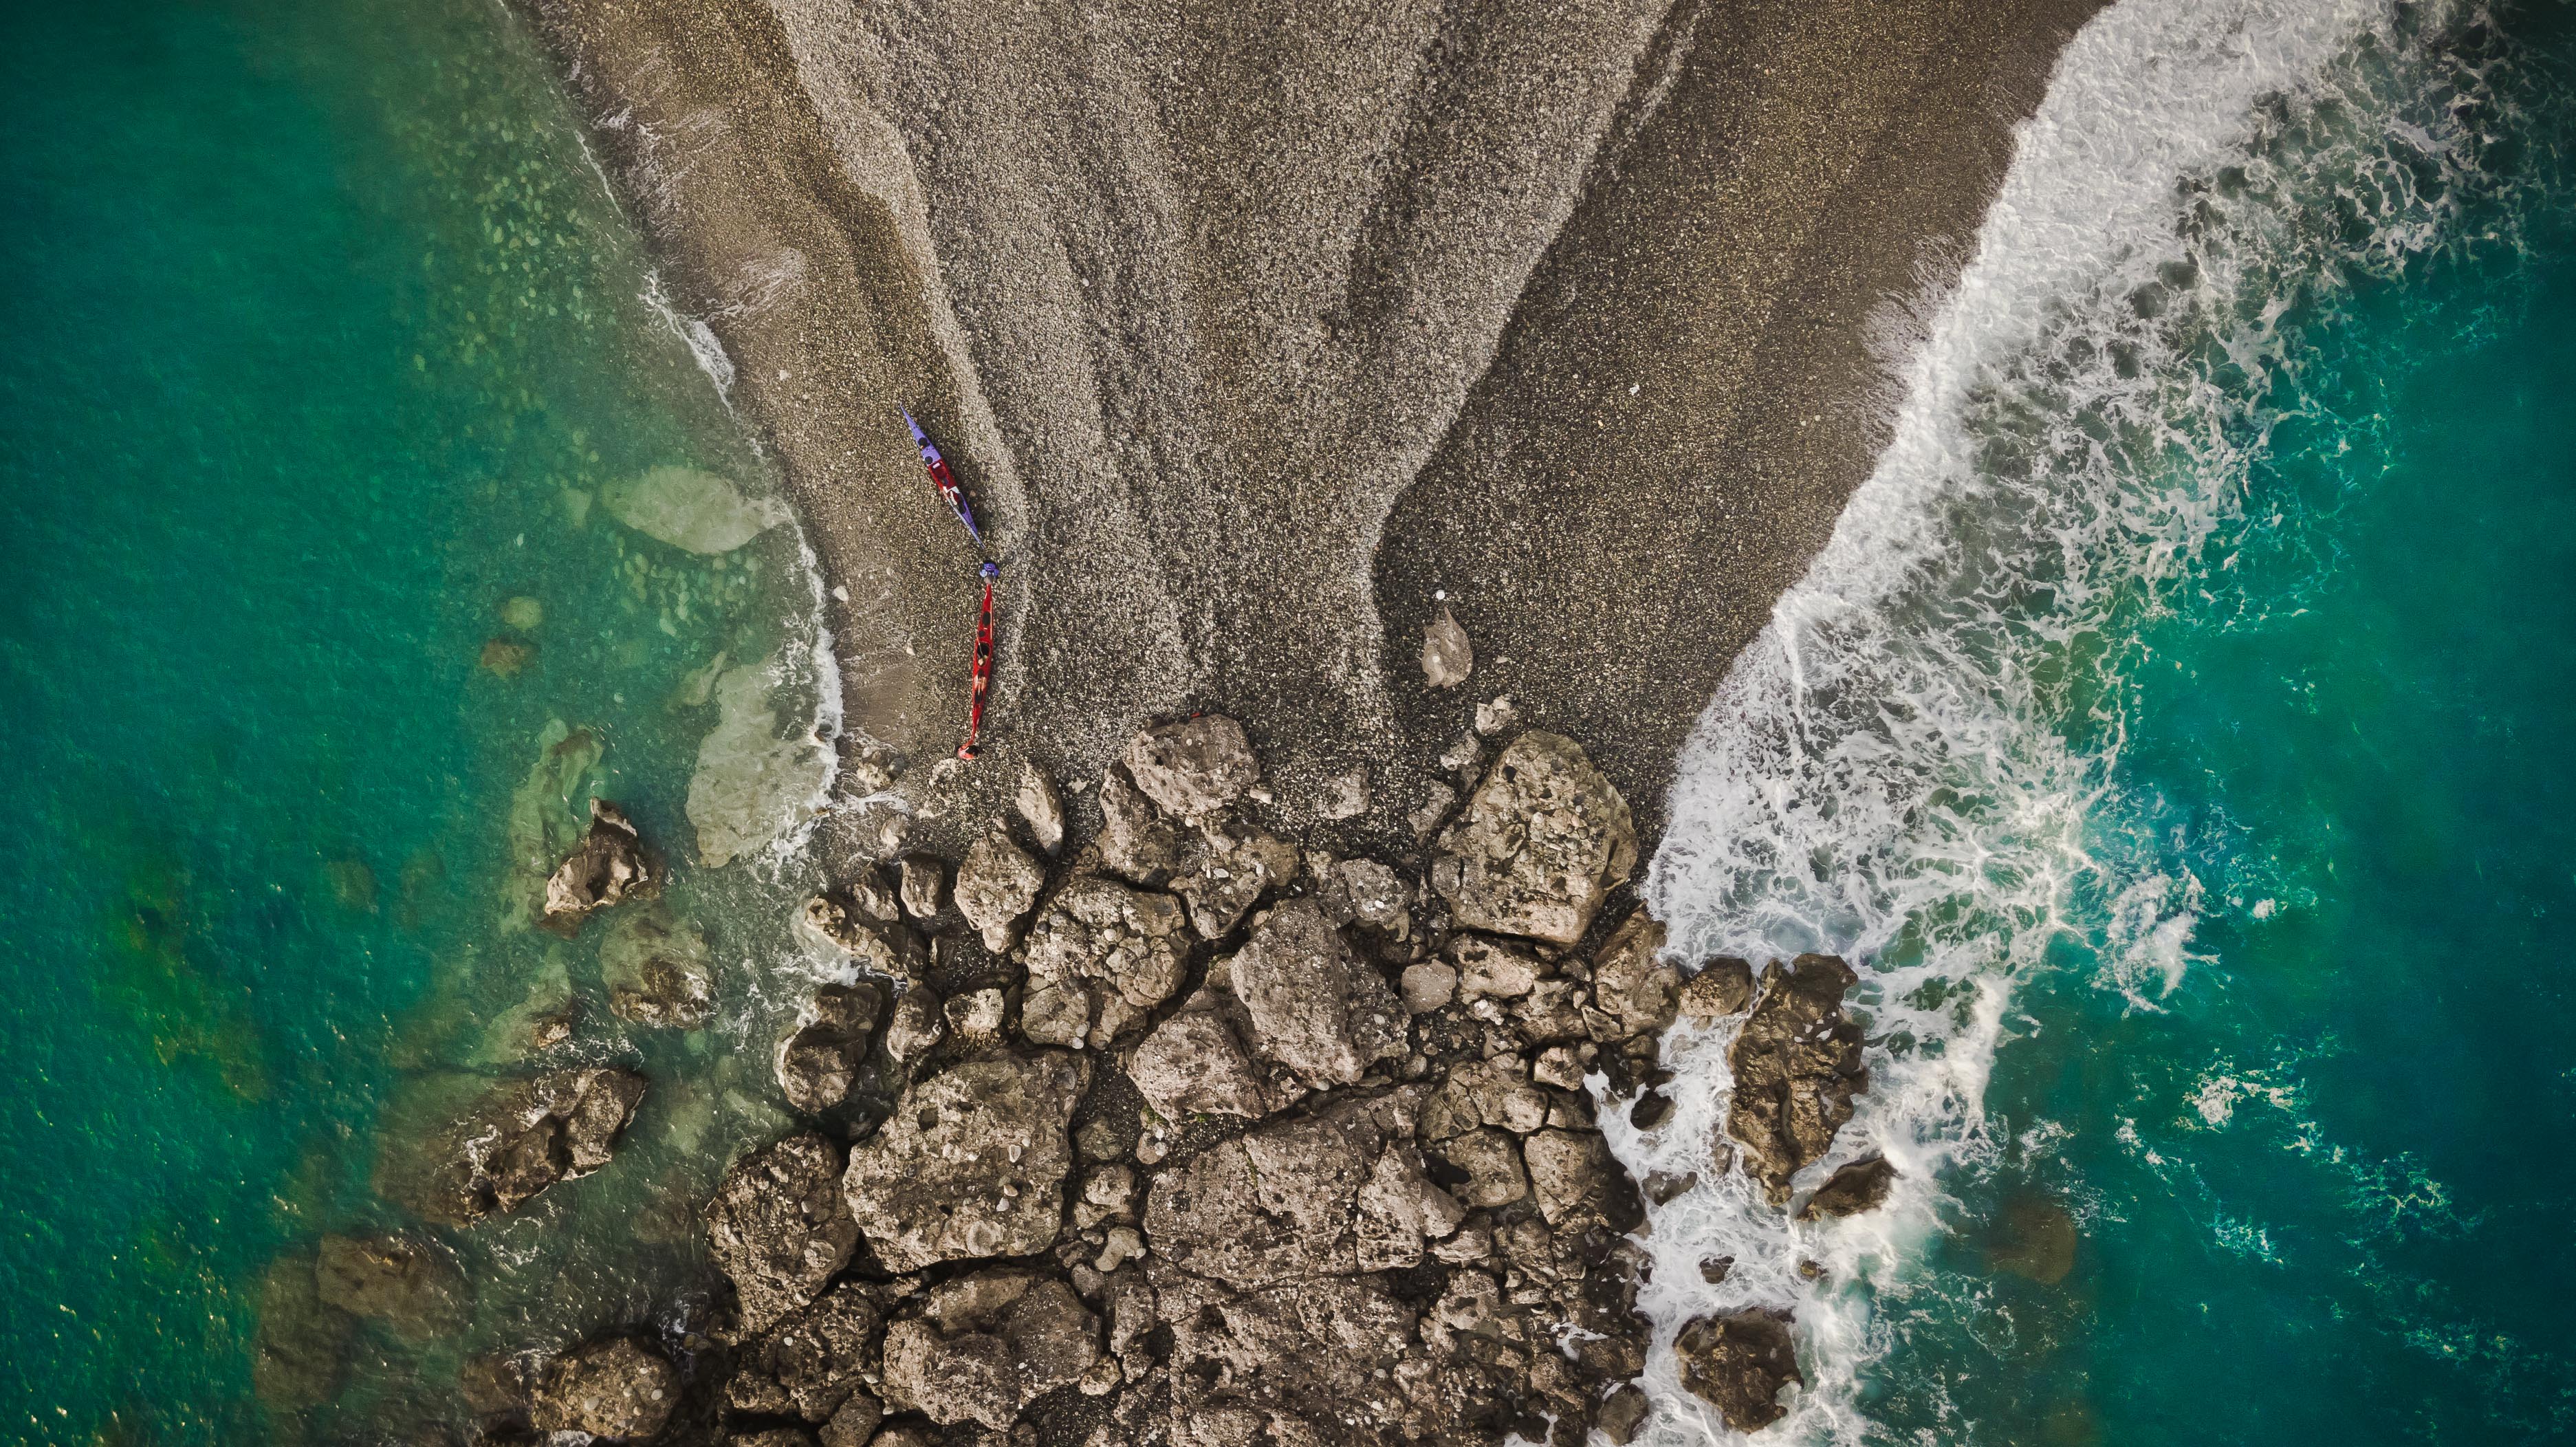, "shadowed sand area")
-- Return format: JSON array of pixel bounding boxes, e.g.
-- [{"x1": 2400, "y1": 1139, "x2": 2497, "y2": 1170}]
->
[{"x1": 521, "y1": 0, "x2": 2100, "y2": 846}]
